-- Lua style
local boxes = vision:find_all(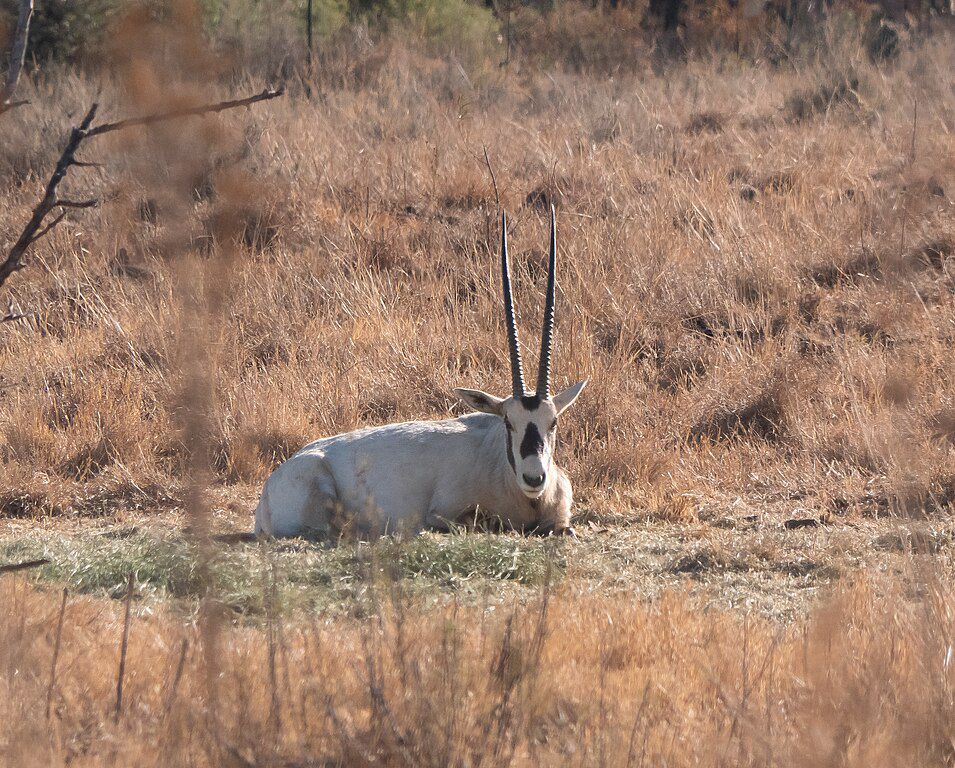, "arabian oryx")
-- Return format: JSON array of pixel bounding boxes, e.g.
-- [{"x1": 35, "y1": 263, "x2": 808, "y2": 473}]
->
[{"x1": 254, "y1": 208, "x2": 587, "y2": 540}]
